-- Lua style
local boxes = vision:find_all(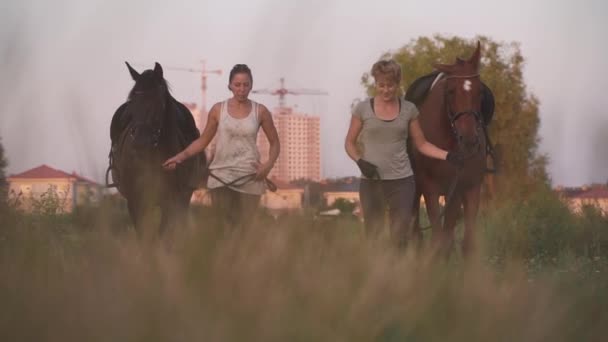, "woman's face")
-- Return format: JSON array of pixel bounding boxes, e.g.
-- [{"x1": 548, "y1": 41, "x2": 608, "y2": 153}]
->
[
  {"x1": 229, "y1": 73, "x2": 252, "y2": 101},
  {"x1": 374, "y1": 75, "x2": 399, "y2": 102}
]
